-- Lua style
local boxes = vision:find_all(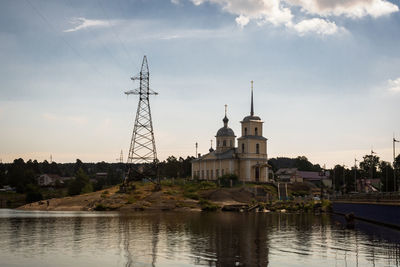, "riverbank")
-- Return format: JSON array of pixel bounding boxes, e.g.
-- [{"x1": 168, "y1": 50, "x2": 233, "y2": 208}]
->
[{"x1": 17, "y1": 180, "x2": 329, "y2": 213}]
